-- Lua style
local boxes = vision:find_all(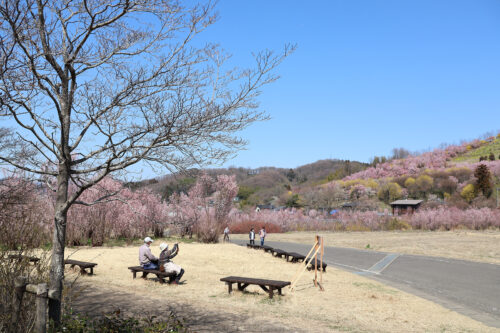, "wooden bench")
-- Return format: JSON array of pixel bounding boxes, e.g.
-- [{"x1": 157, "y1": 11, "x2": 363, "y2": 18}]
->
[
  {"x1": 246, "y1": 244, "x2": 263, "y2": 250},
  {"x1": 261, "y1": 245, "x2": 274, "y2": 253},
  {"x1": 8, "y1": 255, "x2": 40, "y2": 264},
  {"x1": 128, "y1": 266, "x2": 176, "y2": 284},
  {"x1": 220, "y1": 276, "x2": 290, "y2": 299},
  {"x1": 271, "y1": 248, "x2": 288, "y2": 258},
  {"x1": 64, "y1": 259, "x2": 97, "y2": 275},
  {"x1": 306, "y1": 258, "x2": 327, "y2": 272},
  {"x1": 285, "y1": 252, "x2": 306, "y2": 263}
]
